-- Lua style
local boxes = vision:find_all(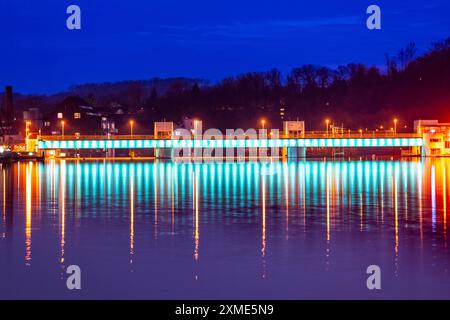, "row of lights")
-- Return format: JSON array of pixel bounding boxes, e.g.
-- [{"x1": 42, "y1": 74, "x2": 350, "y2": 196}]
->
[
  {"x1": 325, "y1": 118, "x2": 399, "y2": 135},
  {"x1": 26, "y1": 118, "x2": 401, "y2": 138}
]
